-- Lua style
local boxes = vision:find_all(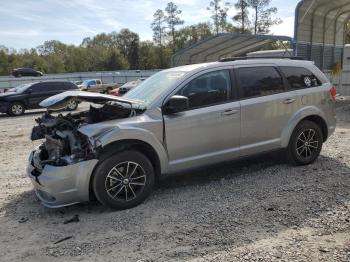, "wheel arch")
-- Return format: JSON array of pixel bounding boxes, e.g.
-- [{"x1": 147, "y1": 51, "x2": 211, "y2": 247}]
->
[
  {"x1": 300, "y1": 115, "x2": 328, "y2": 142},
  {"x1": 8, "y1": 99, "x2": 27, "y2": 108},
  {"x1": 281, "y1": 107, "x2": 329, "y2": 148},
  {"x1": 89, "y1": 139, "x2": 162, "y2": 200}
]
